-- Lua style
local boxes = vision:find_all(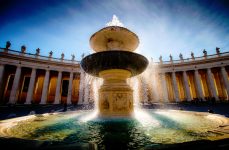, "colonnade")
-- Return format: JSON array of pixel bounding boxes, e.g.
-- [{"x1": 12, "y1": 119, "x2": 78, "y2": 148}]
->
[
  {"x1": 157, "y1": 66, "x2": 229, "y2": 102},
  {"x1": 1, "y1": 43, "x2": 229, "y2": 105},
  {"x1": 0, "y1": 64, "x2": 90, "y2": 105},
  {"x1": 0, "y1": 64, "x2": 229, "y2": 105}
]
